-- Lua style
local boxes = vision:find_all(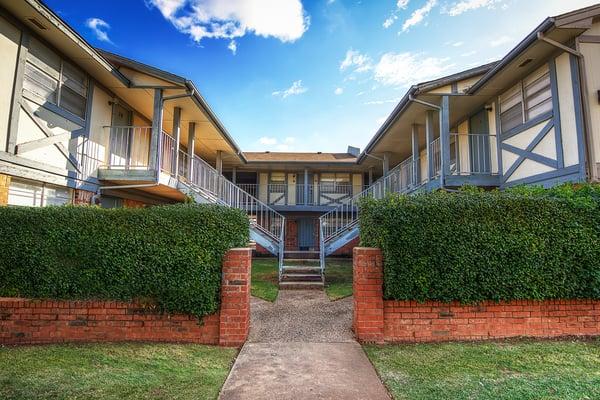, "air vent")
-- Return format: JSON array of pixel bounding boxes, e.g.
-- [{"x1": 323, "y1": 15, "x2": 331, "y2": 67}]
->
[
  {"x1": 518, "y1": 58, "x2": 533, "y2": 68},
  {"x1": 27, "y1": 18, "x2": 47, "y2": 30}
]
